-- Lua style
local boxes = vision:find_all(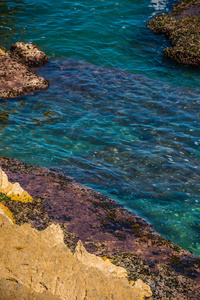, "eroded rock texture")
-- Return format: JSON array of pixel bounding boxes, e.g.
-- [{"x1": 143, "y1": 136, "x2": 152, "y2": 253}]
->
[
  {"x1": 0, "y1": 278, "x2": 61, "y2": 300},
  {"x1": 0, "y1": 210, "x2": 152, "y2": 300},
  {"x1": 10, "y1": 42, "x2": 48, "y2": 67},
  {"x1": 0, "y1": 43, "x2": 49, "y2": 99}
]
